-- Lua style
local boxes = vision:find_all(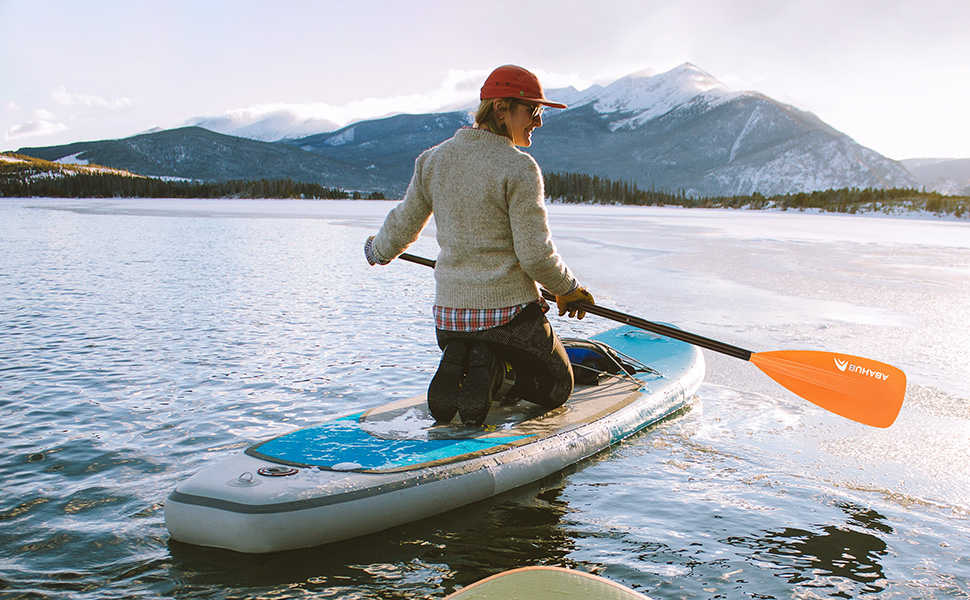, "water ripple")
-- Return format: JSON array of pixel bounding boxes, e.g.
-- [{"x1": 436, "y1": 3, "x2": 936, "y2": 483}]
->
[{"x1": 1, "y1": 200, "x2": 968, "y2": 599}]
